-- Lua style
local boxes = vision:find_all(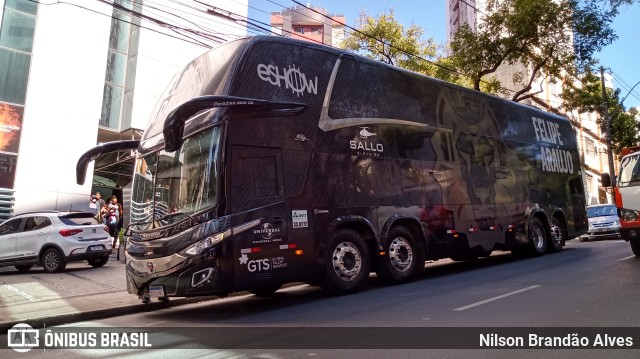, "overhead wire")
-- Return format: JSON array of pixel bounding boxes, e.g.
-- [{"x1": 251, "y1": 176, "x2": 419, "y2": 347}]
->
[
  {"x1": 28, "y1": 0, "x2": 630, "y2": 117},
  {"x1": 27, "y1": 0, "x2": 212, "y2": 48}
]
